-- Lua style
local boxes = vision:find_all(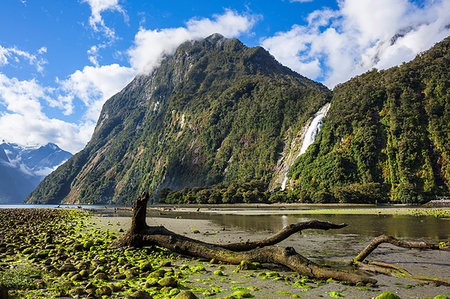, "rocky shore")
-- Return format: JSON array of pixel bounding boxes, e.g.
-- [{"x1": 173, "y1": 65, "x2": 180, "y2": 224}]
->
[{"x1": 0, "y1": 208, "x2": 448, "y2": 298}]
